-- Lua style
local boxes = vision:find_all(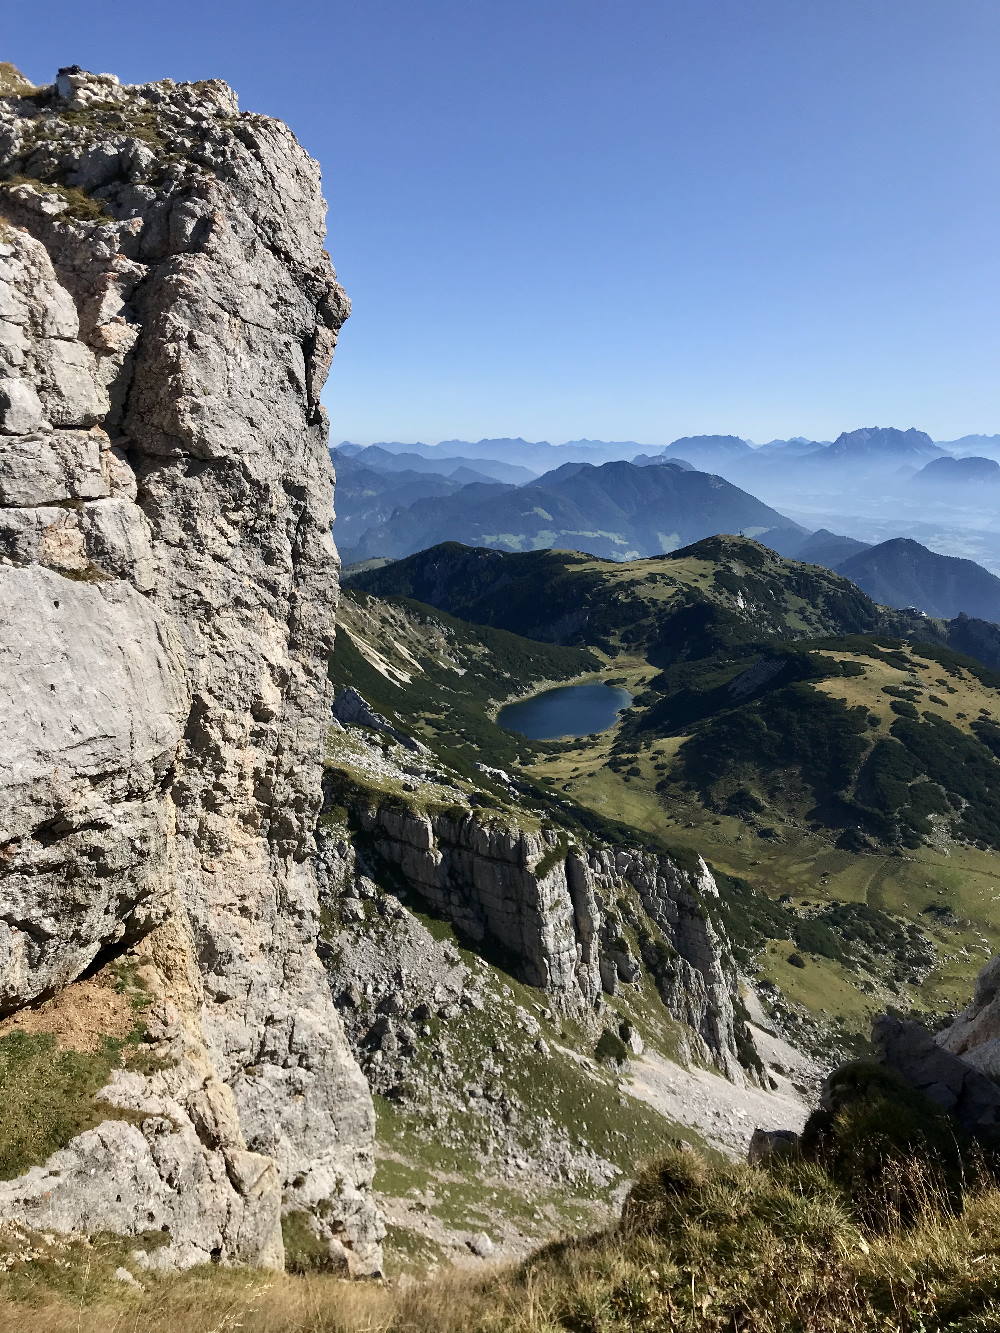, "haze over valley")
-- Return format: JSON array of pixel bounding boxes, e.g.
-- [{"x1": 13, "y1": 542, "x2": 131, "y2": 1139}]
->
[{"x1": 335, "y1": 426, "x2": 1000, "y2": 624}]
